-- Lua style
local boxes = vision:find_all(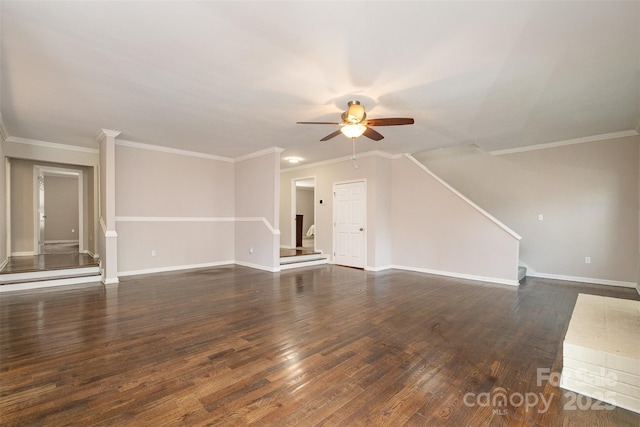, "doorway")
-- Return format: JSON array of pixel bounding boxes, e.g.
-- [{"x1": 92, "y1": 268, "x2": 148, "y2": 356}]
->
[
  {"x1": 333, "y1": 180, "x2": 366, "y2": 268},
  {"x1": 291, "y1": 177, "x2": 316, "y2": 249},
  {"x1": 33, "y1": 166, "x2": 84, "y2": 255}
]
